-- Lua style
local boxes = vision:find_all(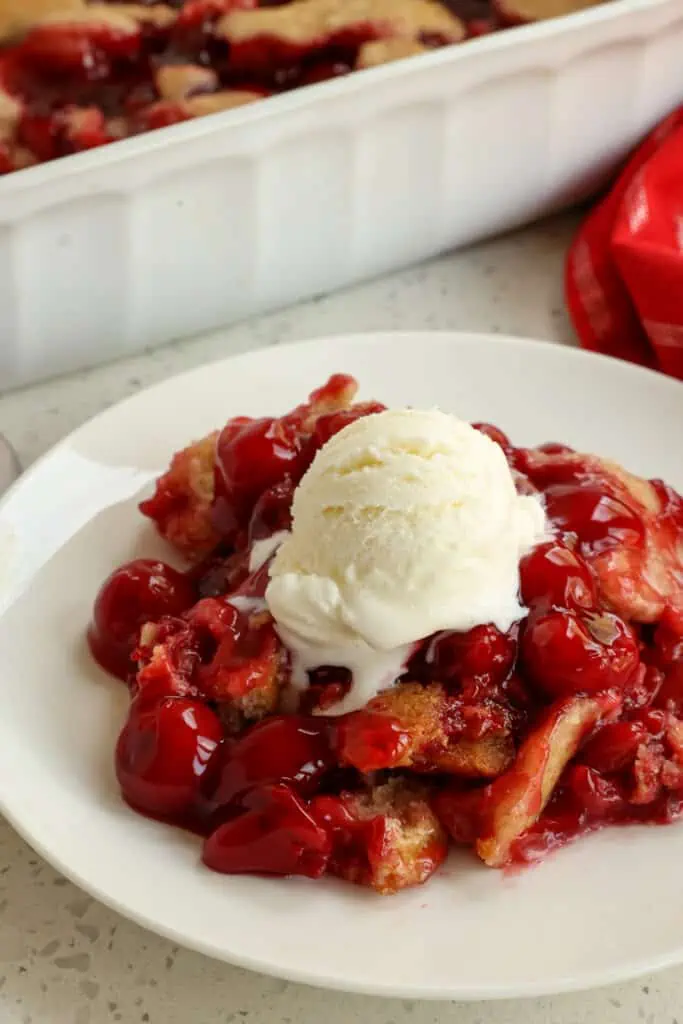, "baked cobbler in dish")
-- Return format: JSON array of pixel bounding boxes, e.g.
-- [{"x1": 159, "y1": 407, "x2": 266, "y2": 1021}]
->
[
  {"x1": 88, "y1": 374, "x2": 683, "y2": 894},
  {"x1": 0, "y1": 0, "x2": 606, "y2": 174}
]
